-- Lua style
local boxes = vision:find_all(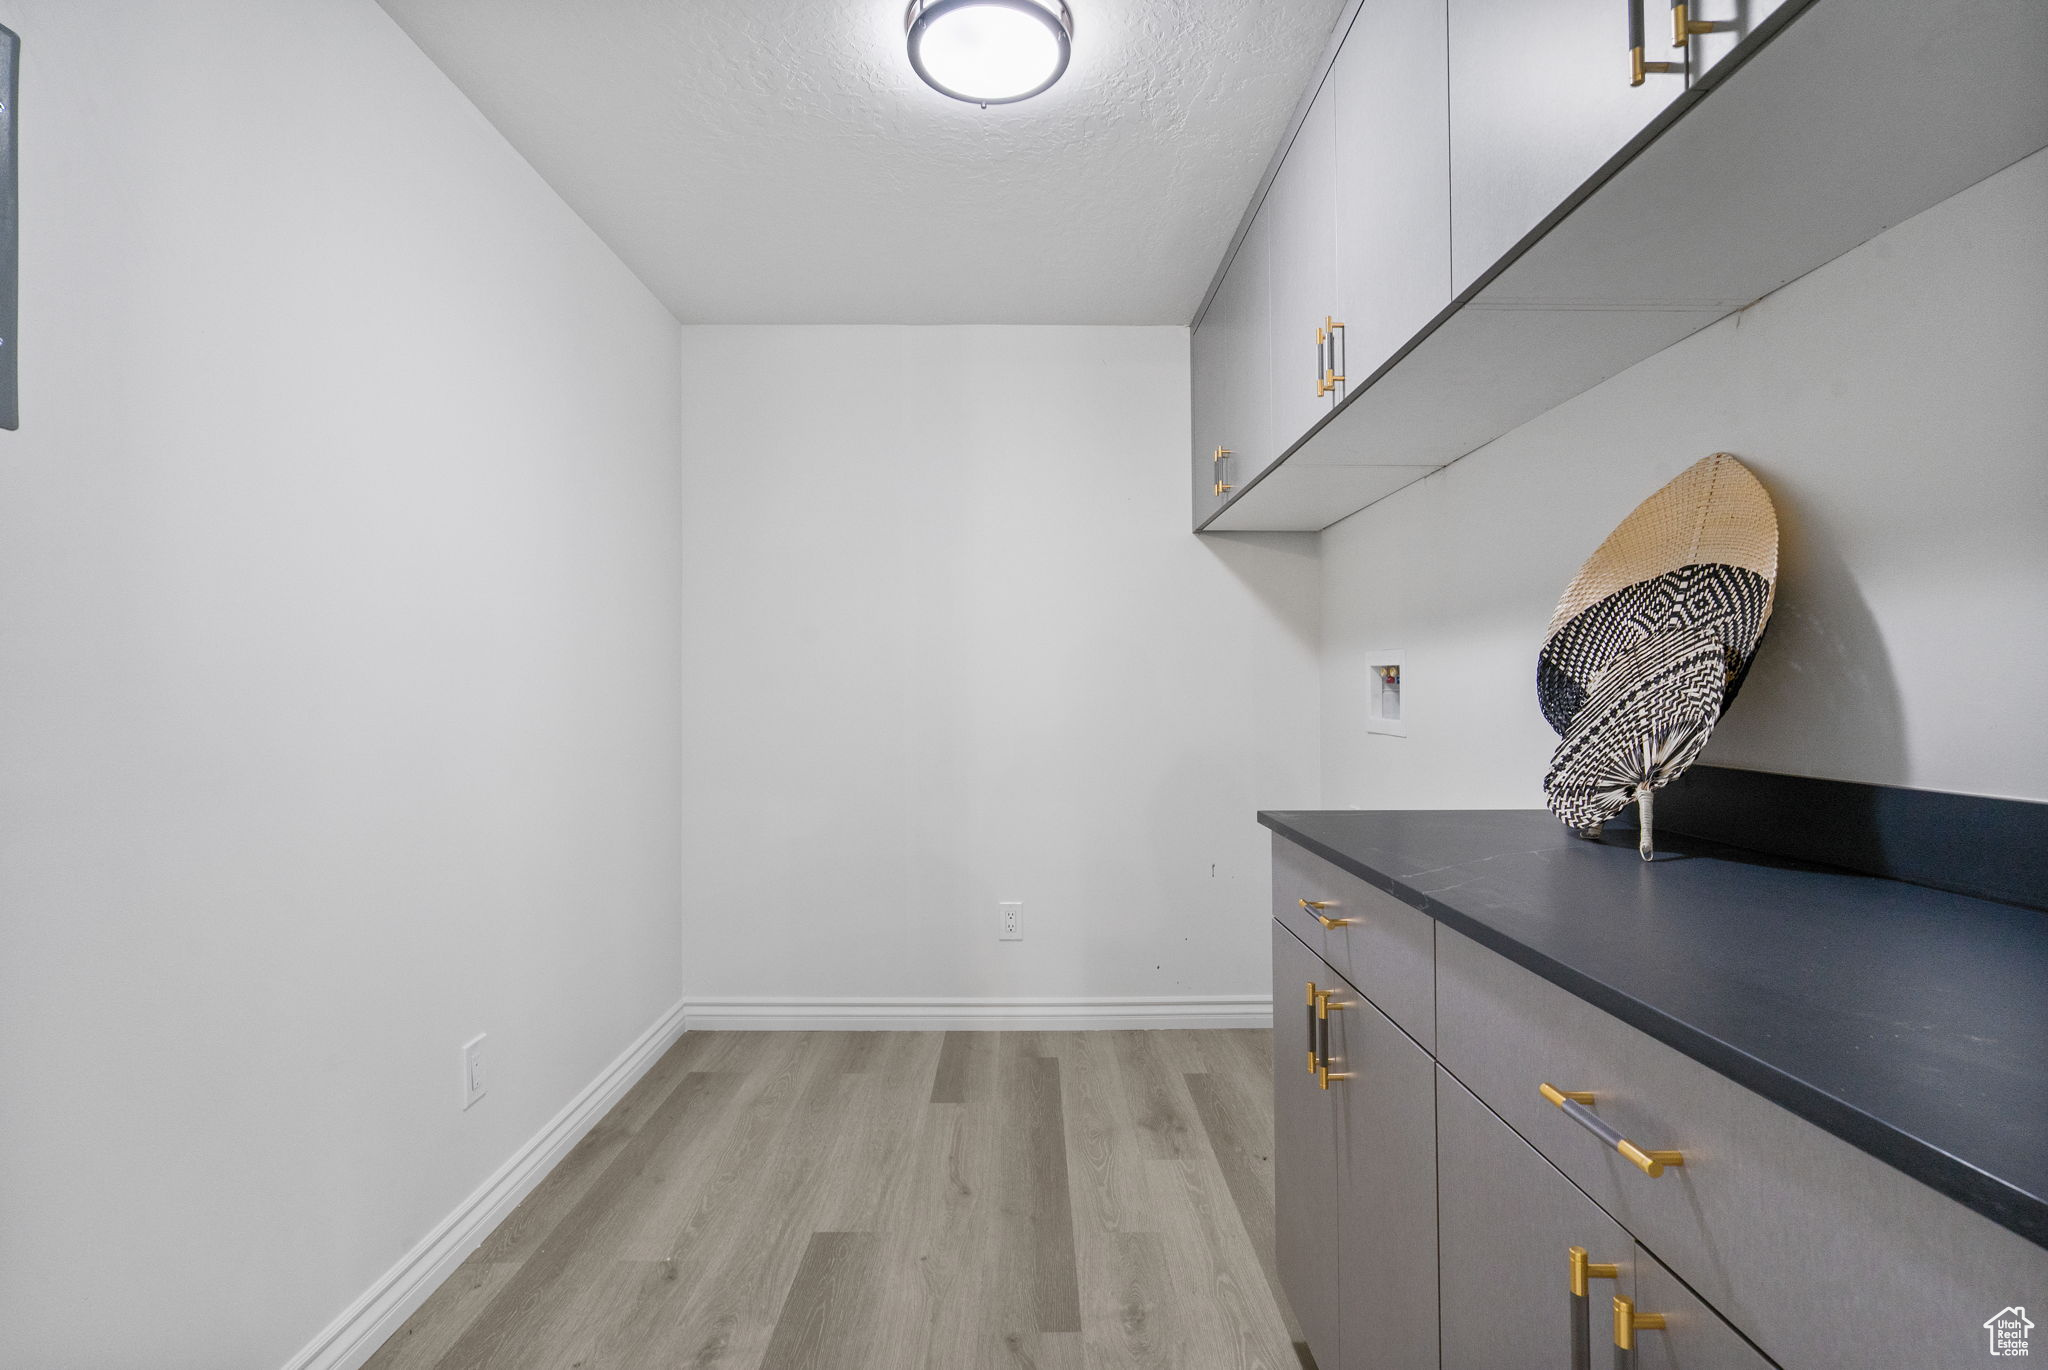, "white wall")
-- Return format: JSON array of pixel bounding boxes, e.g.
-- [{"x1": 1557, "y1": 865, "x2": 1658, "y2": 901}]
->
[
  {"x1": 0, "y1": 4, "x2": 683, "y2": 1367},
  {"x1": 678, "y1": 326, "x2": 1320, "y2": 1005},
  {"x1": 1321, "y1": 147, "x2": 2048, "y2": 809}
]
